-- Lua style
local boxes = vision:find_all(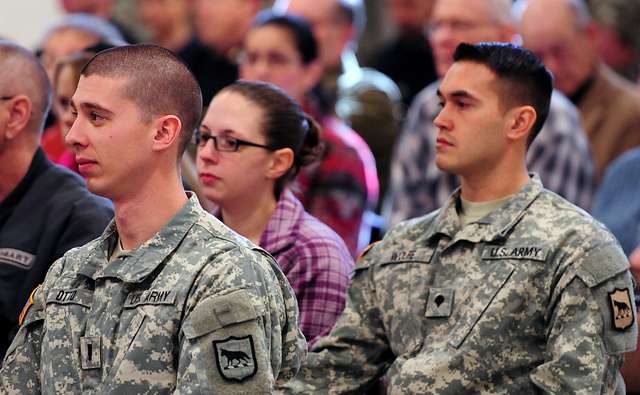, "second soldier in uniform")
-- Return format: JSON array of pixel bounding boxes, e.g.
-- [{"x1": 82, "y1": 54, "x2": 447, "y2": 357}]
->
[{"x1": 279, "y1": 42, "x2": 637, "y2": 393}]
